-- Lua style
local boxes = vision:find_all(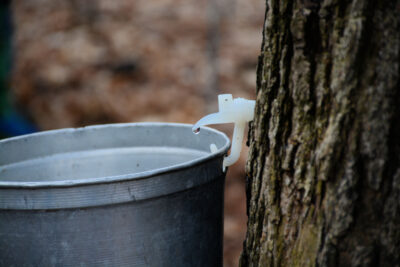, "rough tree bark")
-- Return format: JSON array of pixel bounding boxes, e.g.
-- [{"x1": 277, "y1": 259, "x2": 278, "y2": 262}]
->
[{"x1": 240, "y1": 0, "x2": 400, "y2": 266}]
